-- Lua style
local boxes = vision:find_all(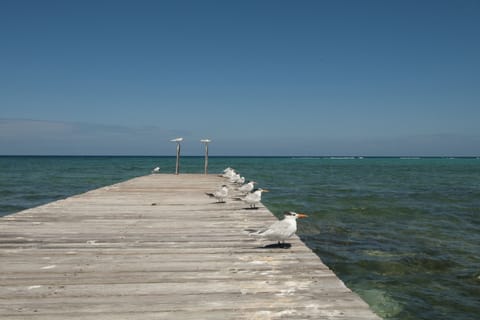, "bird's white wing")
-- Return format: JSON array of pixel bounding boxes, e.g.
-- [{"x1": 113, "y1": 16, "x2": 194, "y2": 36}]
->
[
  {"x1": 245, "y1": 192, "x2": 259, "y2": 202},
  {"x1": 257, "y1": 220, "x2": 296, "y2": 241}
]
